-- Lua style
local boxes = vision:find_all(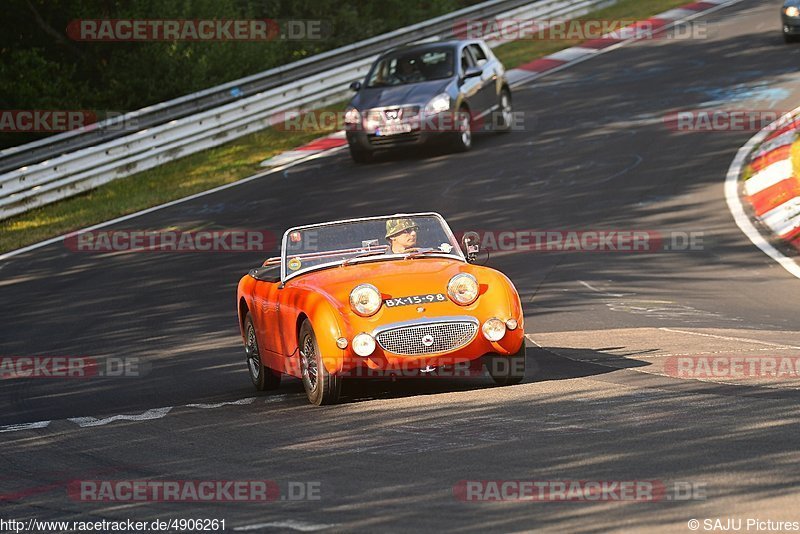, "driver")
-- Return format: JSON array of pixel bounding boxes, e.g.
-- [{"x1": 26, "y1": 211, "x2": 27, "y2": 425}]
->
[
  {"x1": 385, "y1": 218, "x2": 419, "y2": 253},
  {"x1": 395, "y1": 58, "x2": 424, "y2": 84}
]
